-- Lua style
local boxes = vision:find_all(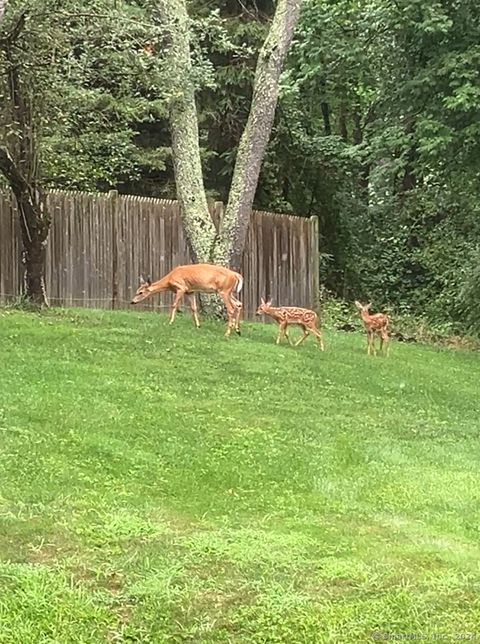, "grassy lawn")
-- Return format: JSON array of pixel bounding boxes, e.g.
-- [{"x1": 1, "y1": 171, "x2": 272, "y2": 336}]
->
[{"x1": 0, "y1": 307, "x2": 479, "y2": 643}]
